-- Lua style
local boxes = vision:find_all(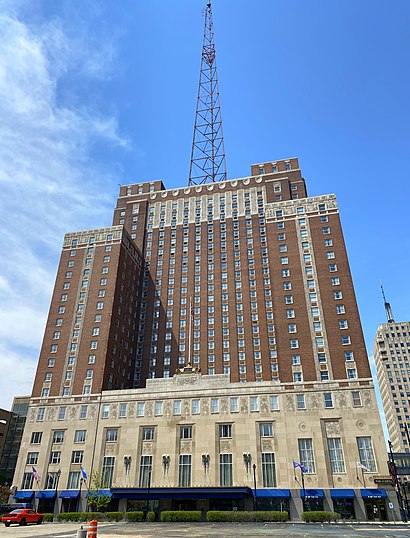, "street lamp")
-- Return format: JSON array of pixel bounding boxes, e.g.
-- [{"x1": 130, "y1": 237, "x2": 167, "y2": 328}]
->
[
  {"x1": 252, "y1": 463, "x2": 257, "y2": 512},
  {"x1": 55, "y1": 469, "x2": 61, "y2": 515}
]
